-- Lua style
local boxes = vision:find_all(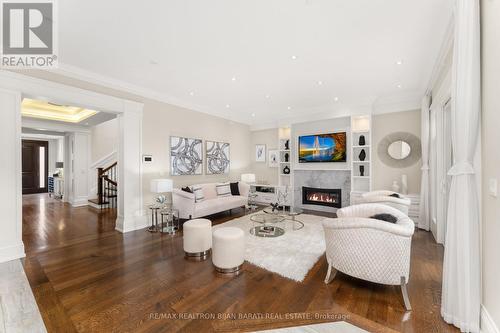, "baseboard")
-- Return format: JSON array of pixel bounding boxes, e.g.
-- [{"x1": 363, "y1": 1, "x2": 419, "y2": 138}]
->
[
  {"x1": 115, "y1": 214, "x2": 148, "y2": 233},
  {"x1": 482, "y1": 305, "x2": 500, "y2": 333},
  {"x1": 0, "y1": 243, "x2": 25, "y2": 264},
  {"x1": 71, "y1": 197, "x2": 89, "y2": 207}
]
